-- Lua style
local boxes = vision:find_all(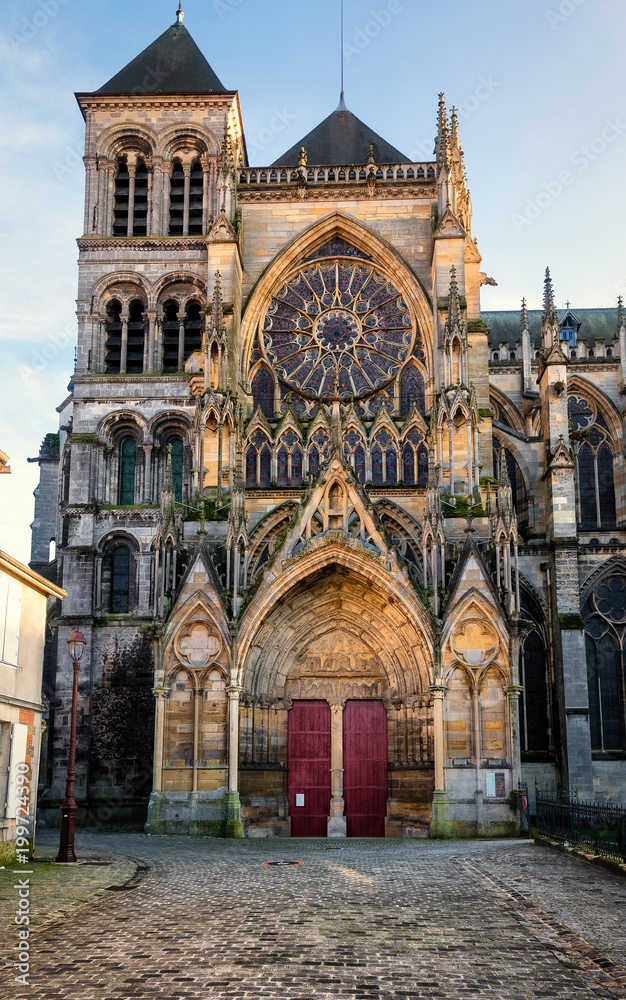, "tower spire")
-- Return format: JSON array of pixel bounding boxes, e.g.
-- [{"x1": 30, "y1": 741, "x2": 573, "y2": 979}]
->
[
  {"x1": 176, "y1": 2, "x2": 184, "y2": 23},
  {"x1": 340, "y1": 0, "x2": 345, "y2": 102}
]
